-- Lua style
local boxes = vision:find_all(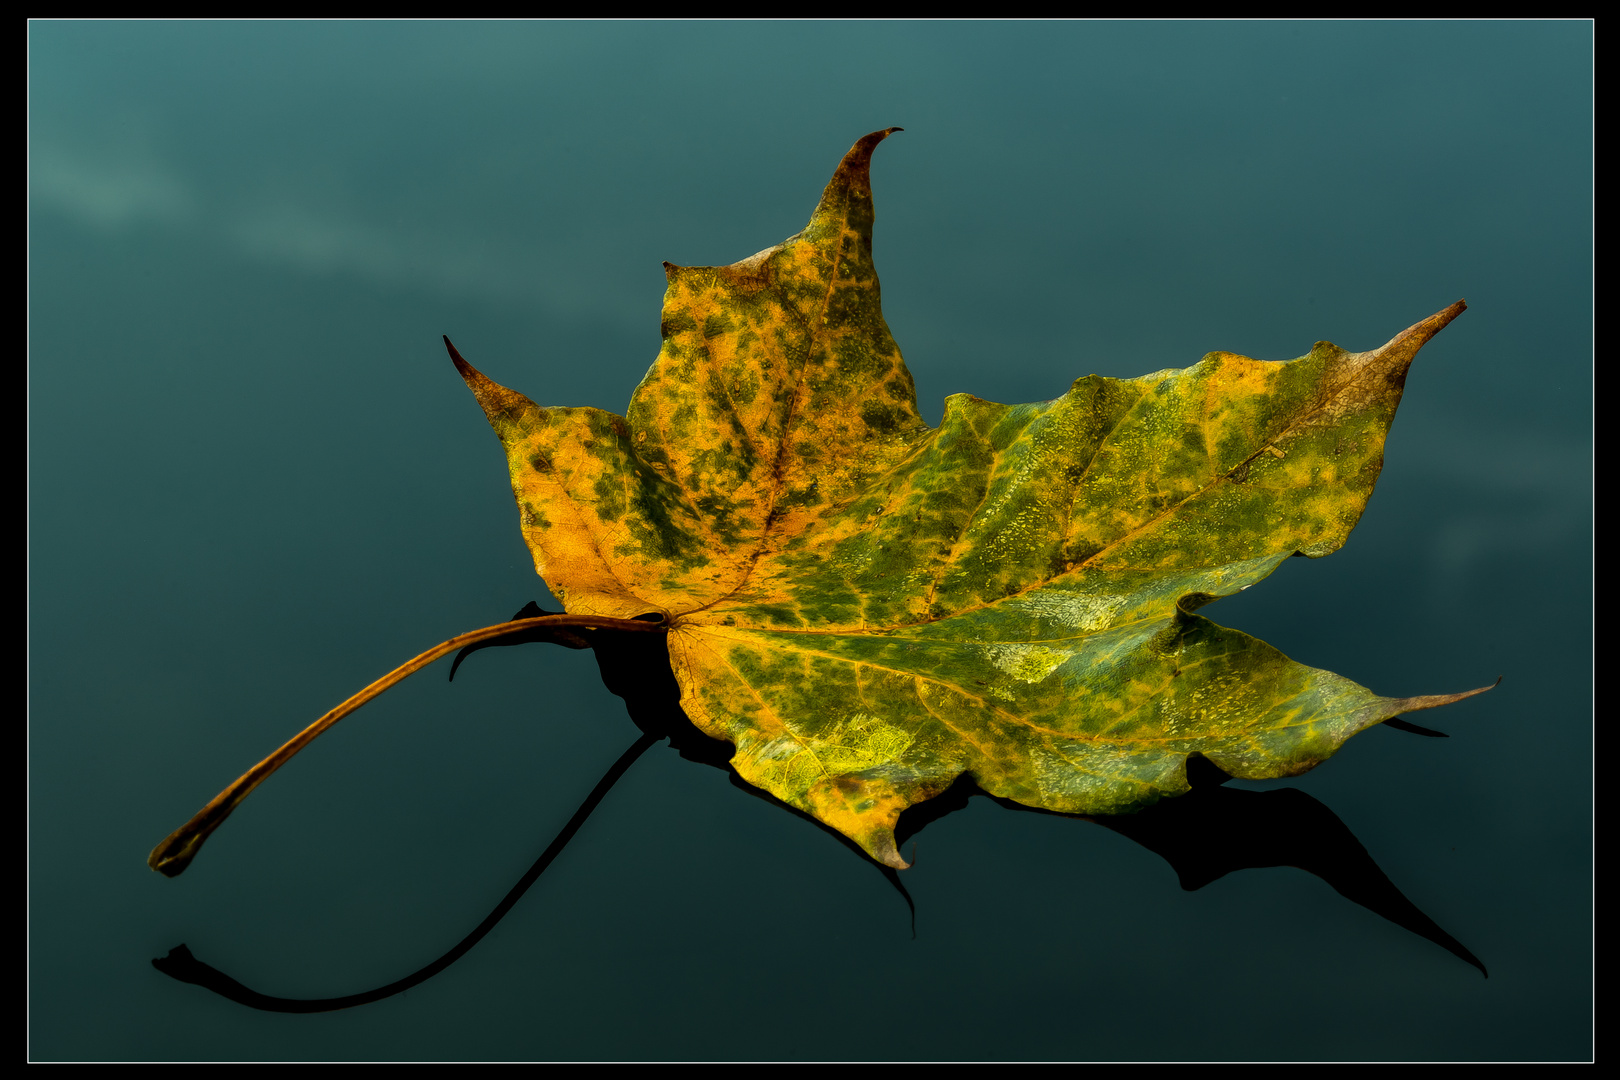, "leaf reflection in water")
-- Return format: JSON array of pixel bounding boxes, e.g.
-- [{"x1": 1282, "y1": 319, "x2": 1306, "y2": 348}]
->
[{"x1": 151, "y1": 617, "x2": 1483, "y2": 1014}]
